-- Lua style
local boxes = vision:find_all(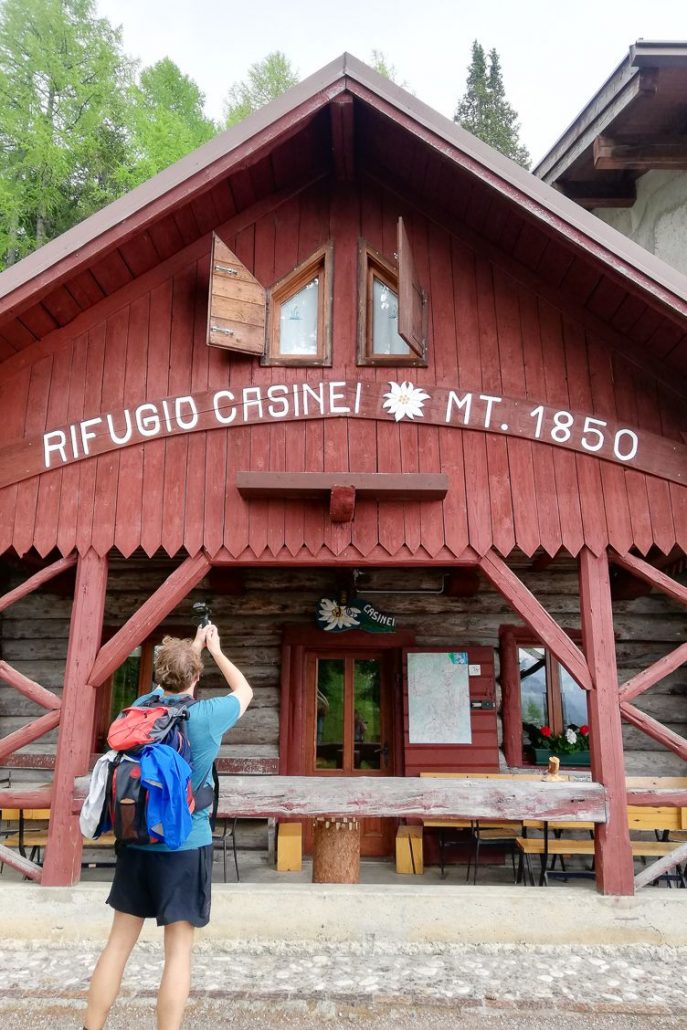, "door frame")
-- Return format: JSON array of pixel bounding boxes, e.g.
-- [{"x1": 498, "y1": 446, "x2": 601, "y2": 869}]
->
[{"x1": 280, "y1": 626, "x2": 415, "y2": 777}]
